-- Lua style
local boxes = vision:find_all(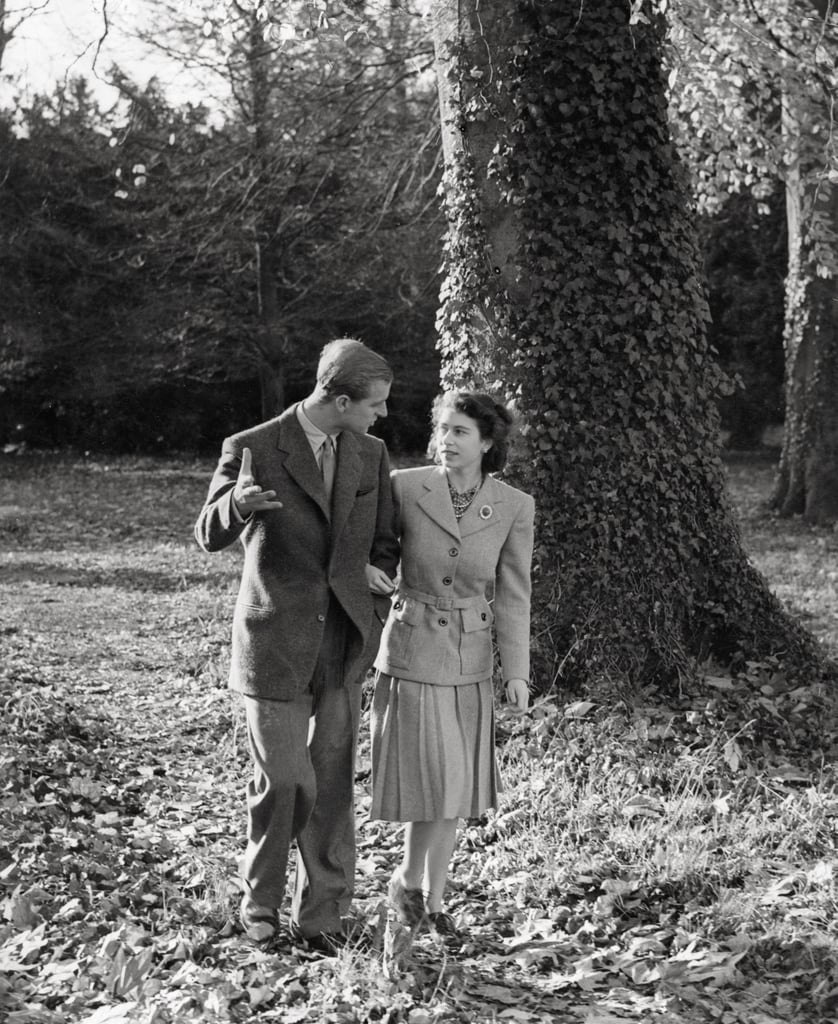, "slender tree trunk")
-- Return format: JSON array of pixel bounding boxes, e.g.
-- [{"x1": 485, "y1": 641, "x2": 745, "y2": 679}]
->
[
  {"x1": 255, "y1": 239, "x2": 286, "y2": 418},
  {"x1": 430, "y1": 0, "x2": 821, "y2": 686},
  {"x1": 0, "y1": 1, "x2": 11, "y2": 73},
  {"x1": 771, "y1": 11, "x2": 838, "y2": 524},
  {"x1": 248, "y1": 12, "x2": 287, "y2": 420},
  {"x1": 258, "y1": 358, "x2": 285, "y2": 419}
]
